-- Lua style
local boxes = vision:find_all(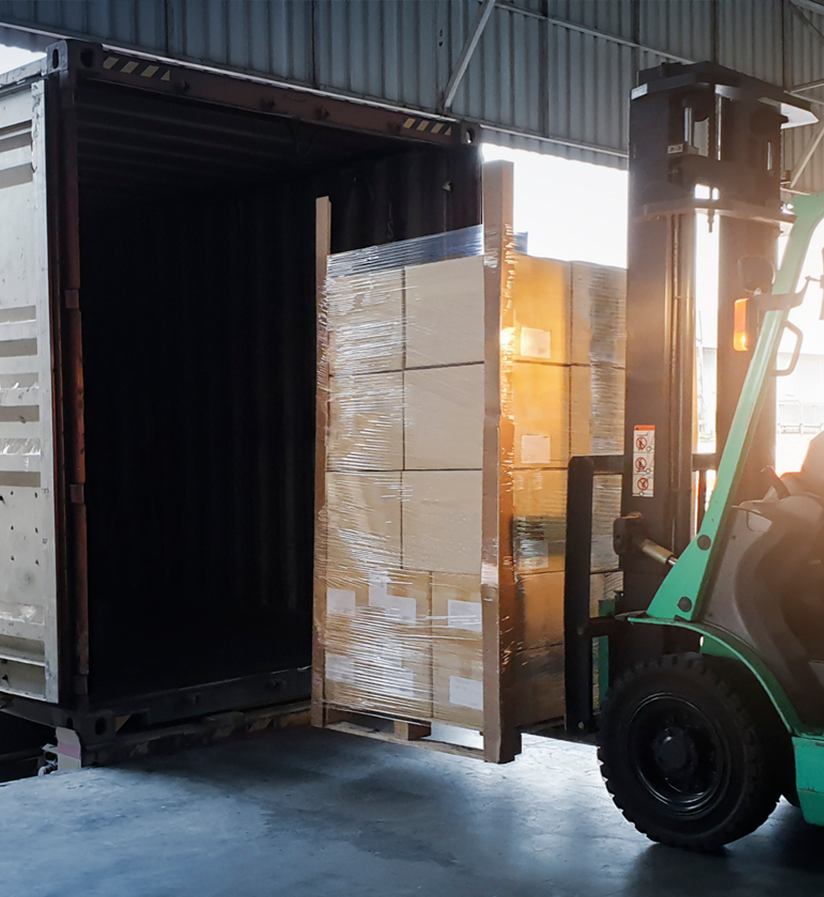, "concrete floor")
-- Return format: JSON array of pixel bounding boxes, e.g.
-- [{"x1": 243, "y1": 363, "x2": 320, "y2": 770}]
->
[{"x1": 1, "y1": 727, "x2": 823, "y2": 897}]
